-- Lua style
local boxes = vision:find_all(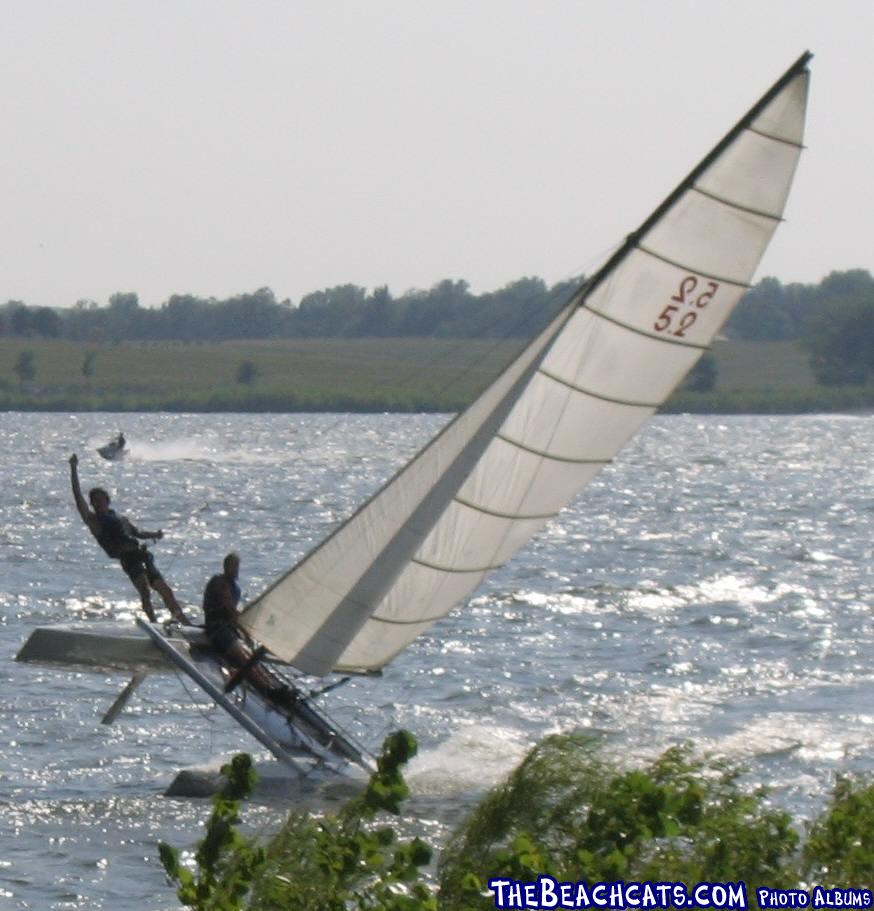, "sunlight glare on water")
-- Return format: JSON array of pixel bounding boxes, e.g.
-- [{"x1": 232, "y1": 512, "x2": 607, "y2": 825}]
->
[{"x1": 0, "y1": 412, "x2": 872, "y2": 908}]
